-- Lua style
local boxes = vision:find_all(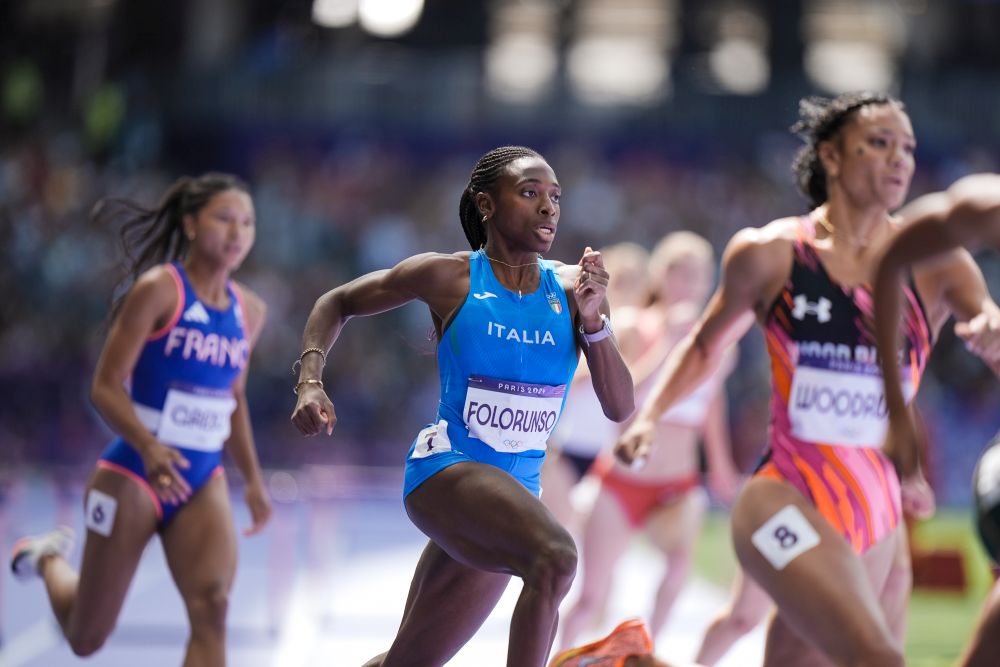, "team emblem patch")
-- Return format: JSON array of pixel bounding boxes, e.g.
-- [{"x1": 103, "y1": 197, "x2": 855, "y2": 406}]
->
[{"x1": 546, "y1": 291, "x2": 562, "y2": 314}]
